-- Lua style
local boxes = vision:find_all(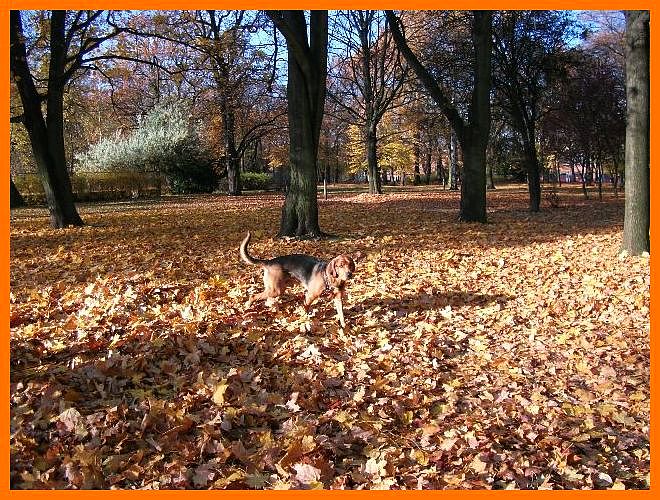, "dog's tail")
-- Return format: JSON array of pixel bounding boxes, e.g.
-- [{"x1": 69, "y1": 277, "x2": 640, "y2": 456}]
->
[{"x1": 240, "y1": 231, "x2": 266, "y2": 266}]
